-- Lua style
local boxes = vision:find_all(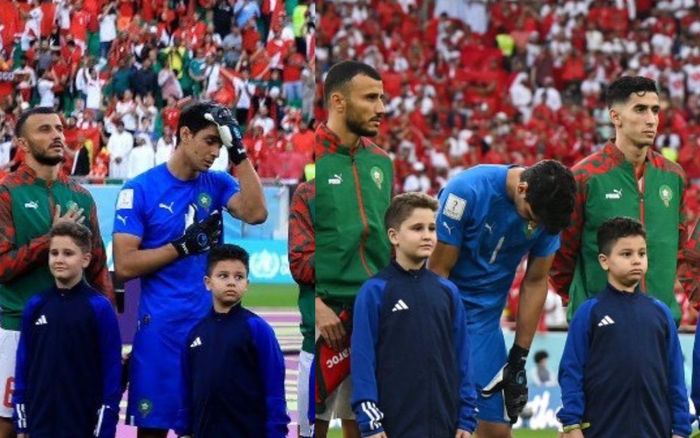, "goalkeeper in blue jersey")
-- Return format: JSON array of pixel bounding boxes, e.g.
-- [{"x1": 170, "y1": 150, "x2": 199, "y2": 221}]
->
[
  {"x1": 112, "y1": 102, "x2": 267, "y2": 438},
  {"x1": 429, "y1": 160, "x2": 575, "y2": 438}
]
